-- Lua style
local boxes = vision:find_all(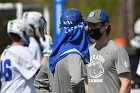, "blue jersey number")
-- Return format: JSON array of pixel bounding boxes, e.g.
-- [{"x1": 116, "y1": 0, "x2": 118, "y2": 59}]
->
[{"x1": 0, "y1": 59, "x2": 12, "y2": 81}]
